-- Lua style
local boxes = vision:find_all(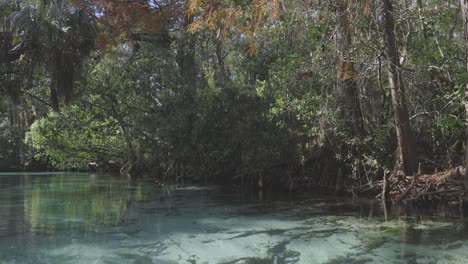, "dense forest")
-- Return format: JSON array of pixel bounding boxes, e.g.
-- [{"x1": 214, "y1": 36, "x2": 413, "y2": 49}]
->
[{"x1": 0, "y1": 0, "x2": 467, "y2": 198}]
